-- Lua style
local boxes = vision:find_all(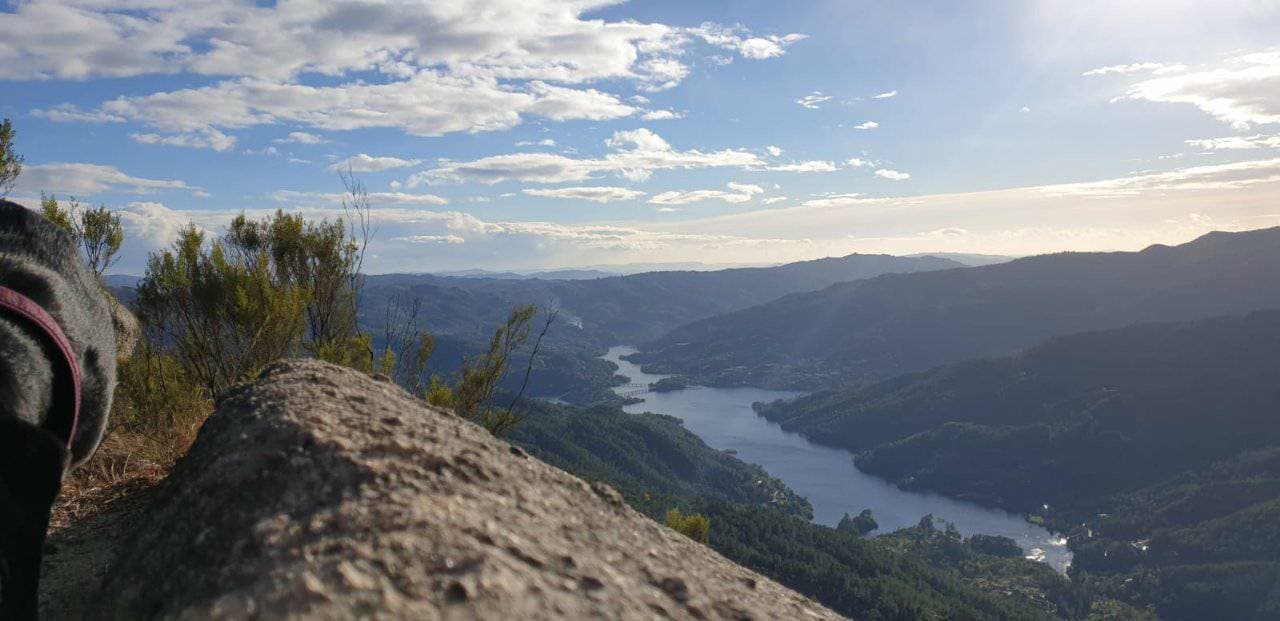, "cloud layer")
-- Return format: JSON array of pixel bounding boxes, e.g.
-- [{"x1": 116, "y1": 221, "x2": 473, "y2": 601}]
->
[{"x1": 14, "y1": 1, "x2": 803, "y2": 143}]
